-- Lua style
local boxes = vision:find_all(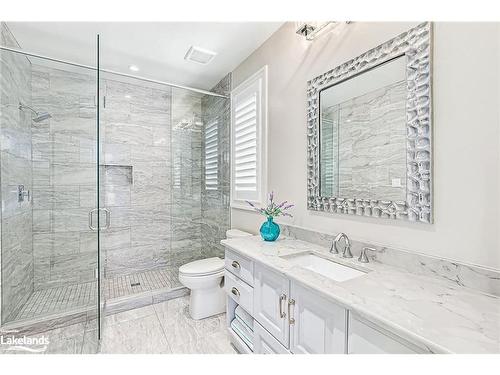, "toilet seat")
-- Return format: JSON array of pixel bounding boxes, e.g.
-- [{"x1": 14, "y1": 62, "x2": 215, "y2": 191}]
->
[{"x1": 178, "y1": 257, "x2": 224, "y2": 277}]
